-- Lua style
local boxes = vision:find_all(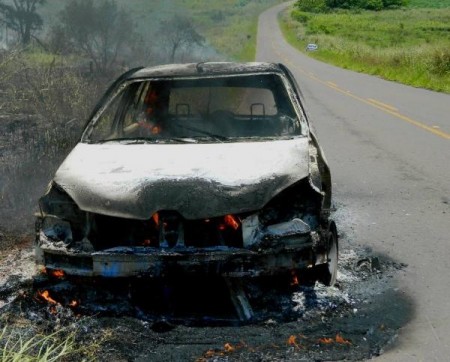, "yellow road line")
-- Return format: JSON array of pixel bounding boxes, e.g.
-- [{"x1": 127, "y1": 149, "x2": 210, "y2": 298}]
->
[
  {"x1": 327, "y1": 81, "x2": 338, "y2": 88},
  {"x1": 367, "y1": 98, "x2": 398, "y2": 112},
  {"x1": 270, "y1": 40, "x2": 450, "y2": 140}
]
